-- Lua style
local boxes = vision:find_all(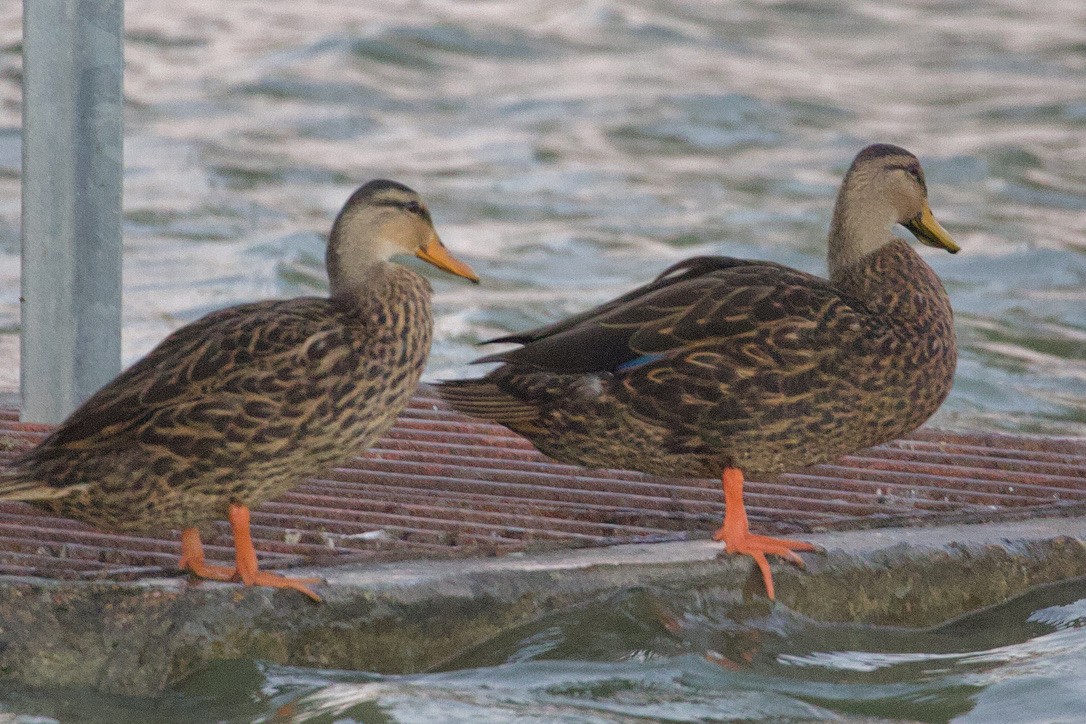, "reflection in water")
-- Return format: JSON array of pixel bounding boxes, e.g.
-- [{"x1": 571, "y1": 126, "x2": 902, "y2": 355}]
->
[{"x1": 0, "y1": 0, "x2": 1083, "y2": 432}]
